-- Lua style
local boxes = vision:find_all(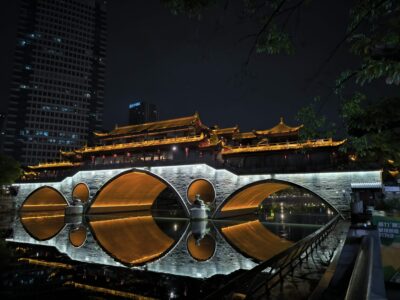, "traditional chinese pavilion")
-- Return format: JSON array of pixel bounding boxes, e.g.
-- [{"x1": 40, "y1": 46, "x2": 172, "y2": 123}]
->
[
  {"x1": 24, "y1": 113, "x2": 346, "y2": 179},
  {"x1": 220, "y1": 117, "x2": 345, "y2": 172}
]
